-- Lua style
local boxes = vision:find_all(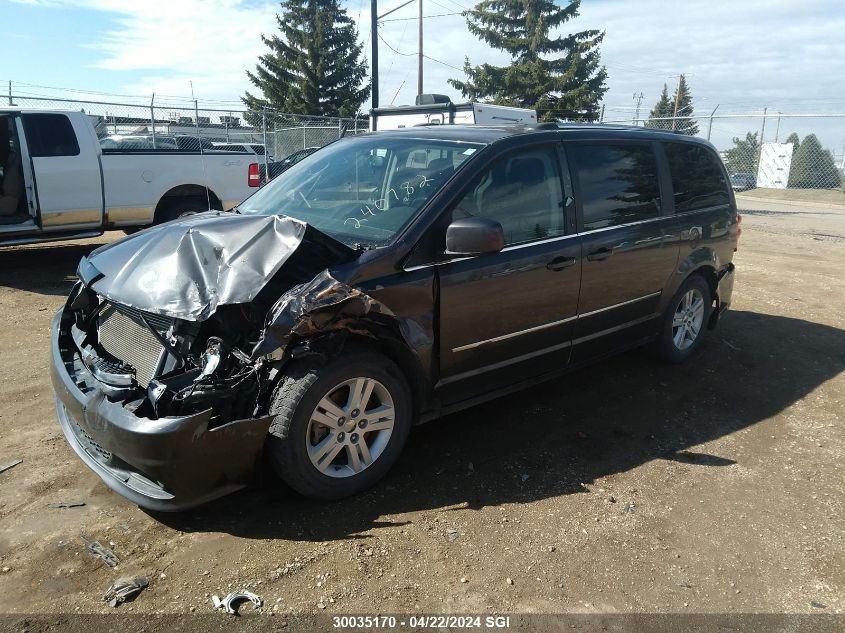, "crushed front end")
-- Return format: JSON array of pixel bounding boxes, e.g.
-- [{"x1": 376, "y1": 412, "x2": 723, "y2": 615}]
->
[{"x1": 51, "y1": 281, "x2": 274, "y2": 511}]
